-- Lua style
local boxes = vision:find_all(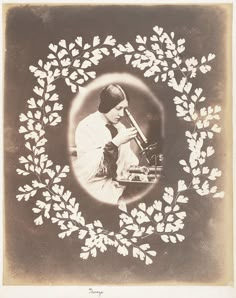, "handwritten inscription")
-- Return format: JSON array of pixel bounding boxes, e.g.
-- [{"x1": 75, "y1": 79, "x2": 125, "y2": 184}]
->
[{"x1": 88, "y1": 288, "x2": 104, "y2": 297}]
